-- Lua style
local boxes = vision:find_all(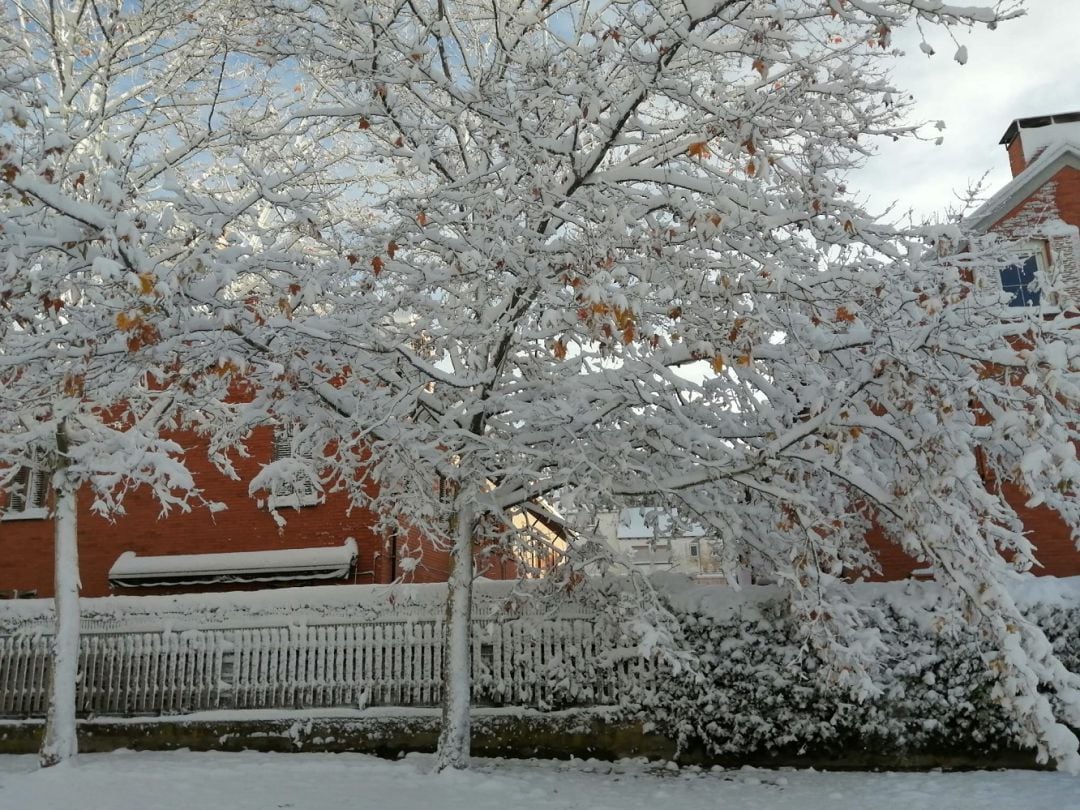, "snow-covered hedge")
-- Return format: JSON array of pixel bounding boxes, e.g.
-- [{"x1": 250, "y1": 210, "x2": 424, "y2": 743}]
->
[
  {"x1": 3, "y1": 575, "x2": 1078, "y2": 762},
  {"x1": 619, "y1": 576, "x2": 1080, "y2": 759}
]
